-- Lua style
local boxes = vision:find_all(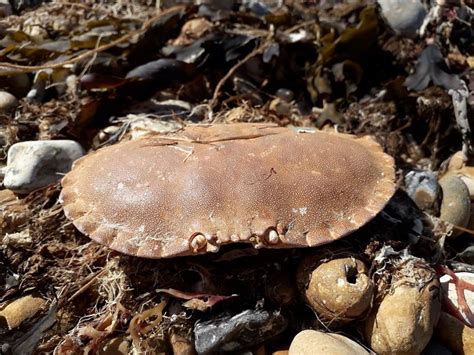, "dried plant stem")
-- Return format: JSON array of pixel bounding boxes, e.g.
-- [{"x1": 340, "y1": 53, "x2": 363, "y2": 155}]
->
[{"x1": 210, "y1": 36, "x2": 272, "y2": 109}]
